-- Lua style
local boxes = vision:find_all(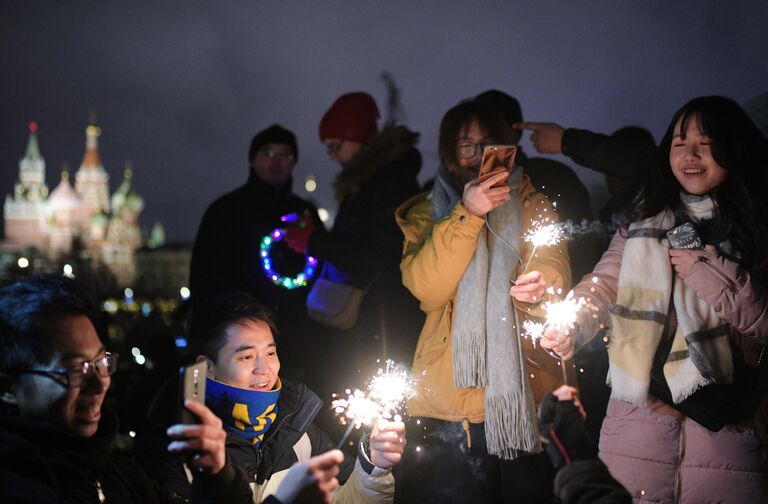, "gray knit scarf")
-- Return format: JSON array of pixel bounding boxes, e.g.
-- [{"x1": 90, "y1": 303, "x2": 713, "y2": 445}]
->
[{"x1": 430, "y1": 164, "x2": 541, "y2": 459}]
